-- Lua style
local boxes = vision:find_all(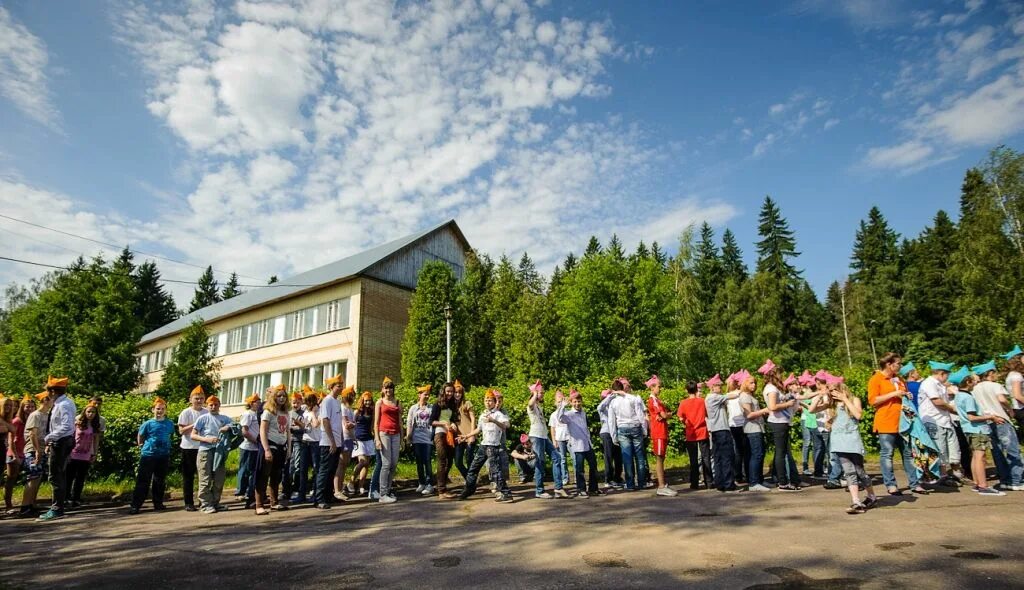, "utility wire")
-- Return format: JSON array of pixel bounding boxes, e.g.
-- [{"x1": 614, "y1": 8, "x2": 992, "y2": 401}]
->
[
  {"x1": 0, "y1": 254, "x2": 316, "y2": 288},
  {"x1": 0, "y1": 212, "x2": 263, "y2": 281}
]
